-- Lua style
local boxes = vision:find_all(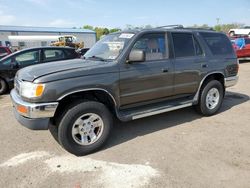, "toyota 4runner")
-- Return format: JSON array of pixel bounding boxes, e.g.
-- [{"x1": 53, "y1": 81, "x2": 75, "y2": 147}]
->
[{"x1": 10, "y1": 26, "x2": 239, "y2": 156}]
